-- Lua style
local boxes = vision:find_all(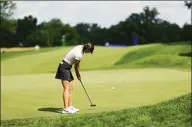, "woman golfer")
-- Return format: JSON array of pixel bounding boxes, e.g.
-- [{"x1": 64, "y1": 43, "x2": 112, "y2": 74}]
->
[{"x1": 55, "y1": 42, "x2": 94, "y2": 114}]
